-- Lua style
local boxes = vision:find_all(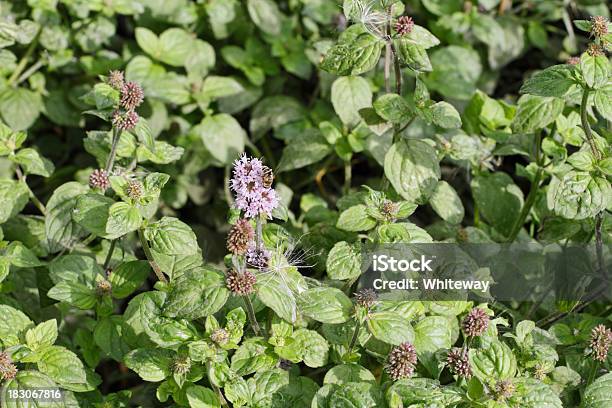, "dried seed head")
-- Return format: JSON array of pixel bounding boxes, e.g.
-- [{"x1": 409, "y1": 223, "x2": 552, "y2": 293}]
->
[
  {"x1": 112, "y1": 109, "x2": 139, "y2": 131},
  {"x1": 385, "y1": 342, "x2": 417, "y2": 380},
  {"x1": 89, "y1": 168, "x2": 110, "y2": 190},
  {"x1": 211, "y1": 328, "x2": 229, "y2": 346},
  {"x1": 567, "y1": 56, "x2": 580, "y2": 65},
  {"x1": 380, "y1": 200, "x2": 398, "y2": 221},
  {"x1": 245, "y1": 244, "x2": 271, "y2": 270},
  {"x1": 446, "y1": 348, "x2": 472, "y2": 378},
  {"x1": 126, "y1": 179, "x2": 143, "y2": 200},
  {"x1": 587, "y1": 43, "x2": 605, "y2": 57},
  {"x1": 107, "y1": 70, "x2": 124, "y2": 89},
  {"x1": 227, "y1": 219, "x2": 255, "y2": 255},
  {"x1": 226, "y1": 270, "x2": 257, "y2": 295},
  {"x1": 462, "y1": 308, "x2": 489, "y2": 337},
  {"x1": 589, "y1": 324, "x2": 612, "y2": 362},
  {"x1": 590, "y1": 16, "x2": 608, "y2": 37},
  {"x1": 395, "y1": 16, "x2": 414, "y2": 36},
  {"x1": 120, "y1": 81, "x2": 144, "y2": 110},
  {"x1": 171, "y1": 355, "x2": 191, "y2": 375},
  {"x1": 354, "y1": 288, "x2": 378, "y2": 309},
  {"x1": 96, "y1": 279, "x2": 112, "y2": 296},
  {"x1": 456, "y1": 228, "x2": 469, "y2": 243},
  {"x1": 493, "y1": 380, "x2": 515, "y2": 401},
  {"x1": 0, "y1": 351, "x2": 17, "y2": 381}
]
